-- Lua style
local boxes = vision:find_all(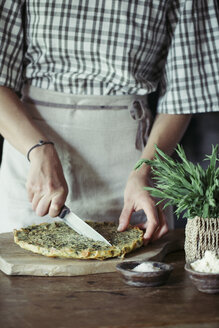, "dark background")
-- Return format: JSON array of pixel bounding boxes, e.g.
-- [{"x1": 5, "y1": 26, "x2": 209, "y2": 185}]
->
[
  {"x1": 0, "y1": 136, "x2": 2, "y2": 165},
  {"x1": 0, "y1": 105, "x2": 218, "y2": 228},
  {"x1": 173, "y1": 112, "x2": 219, "y2": 227}
]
